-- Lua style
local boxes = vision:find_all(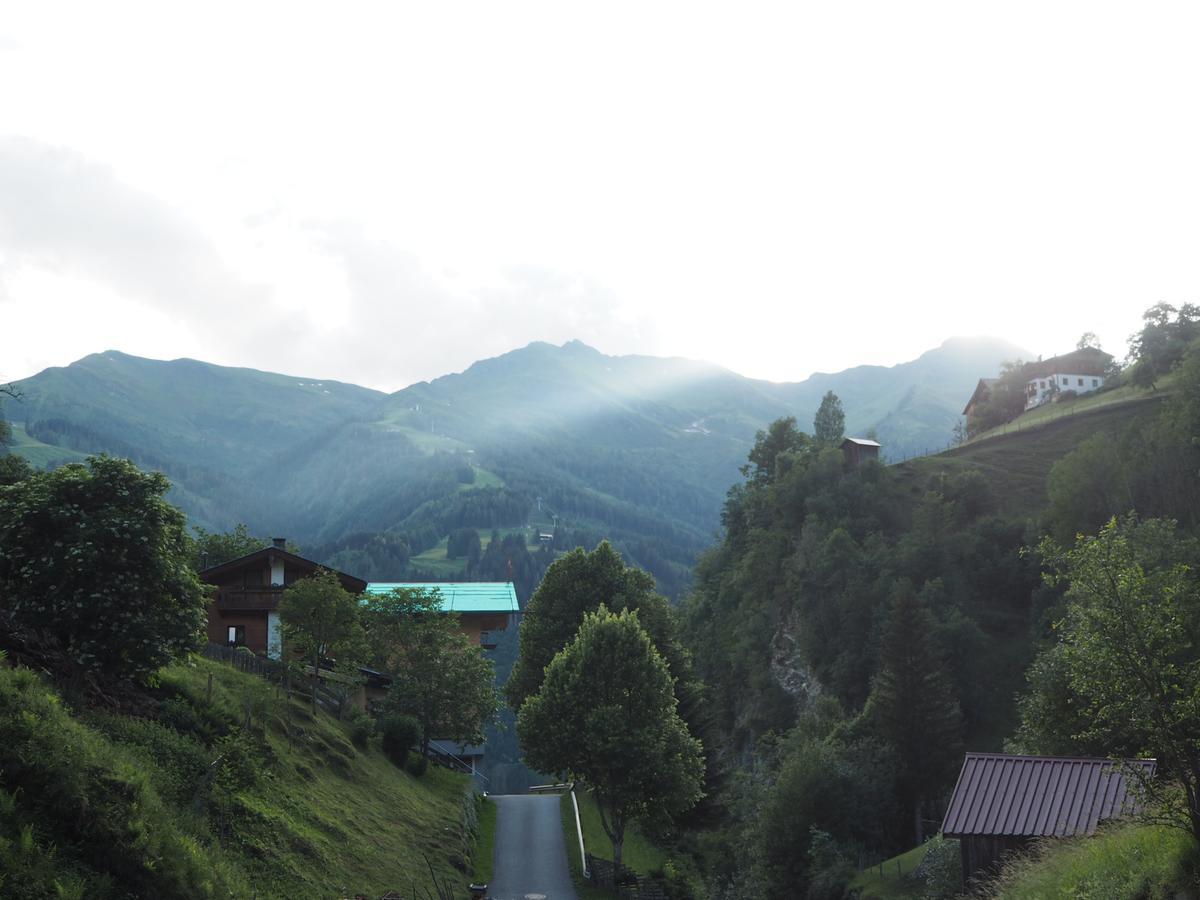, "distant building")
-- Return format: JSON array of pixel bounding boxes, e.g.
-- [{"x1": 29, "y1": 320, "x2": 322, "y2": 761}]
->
[
  {"x1": 962, "y1": 377, "x2": 998, "y2": 428},
  {"x1": 841, "y1": 437, "x2": 881, "y2": 468},
  {"x1": 941, "y1": 752, "x2": 1155, "y2": 885},
  {"x1": 1022, "y1": 347, "x2": 1113, "y2": 410},
  {"x1": 201, "y1": 544, "x2": 520, "y2": 657},
  {"x1": 200, "y1": 539, "x2": 367, "y2": 659},
  {"x1": 363, "y1": 581, "x2": 520, "y2": 650}
]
